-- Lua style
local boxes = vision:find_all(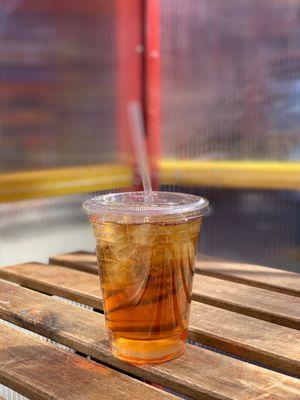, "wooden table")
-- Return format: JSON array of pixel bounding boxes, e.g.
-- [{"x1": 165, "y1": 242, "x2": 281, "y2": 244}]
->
[{"x1": 0, "y1": 251, "x2": 299, "y2": 400}]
